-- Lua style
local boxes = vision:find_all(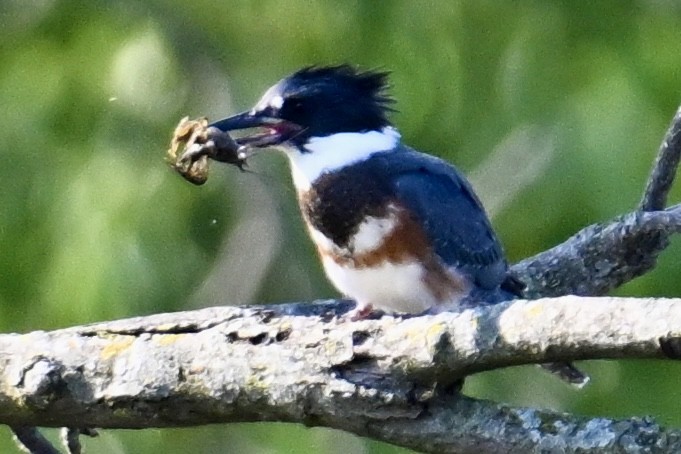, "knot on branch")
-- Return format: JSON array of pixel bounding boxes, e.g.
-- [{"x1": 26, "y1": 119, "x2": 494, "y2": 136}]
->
[{"x1": 15, "y1": 357, "x2": 69, "y2": 409}]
